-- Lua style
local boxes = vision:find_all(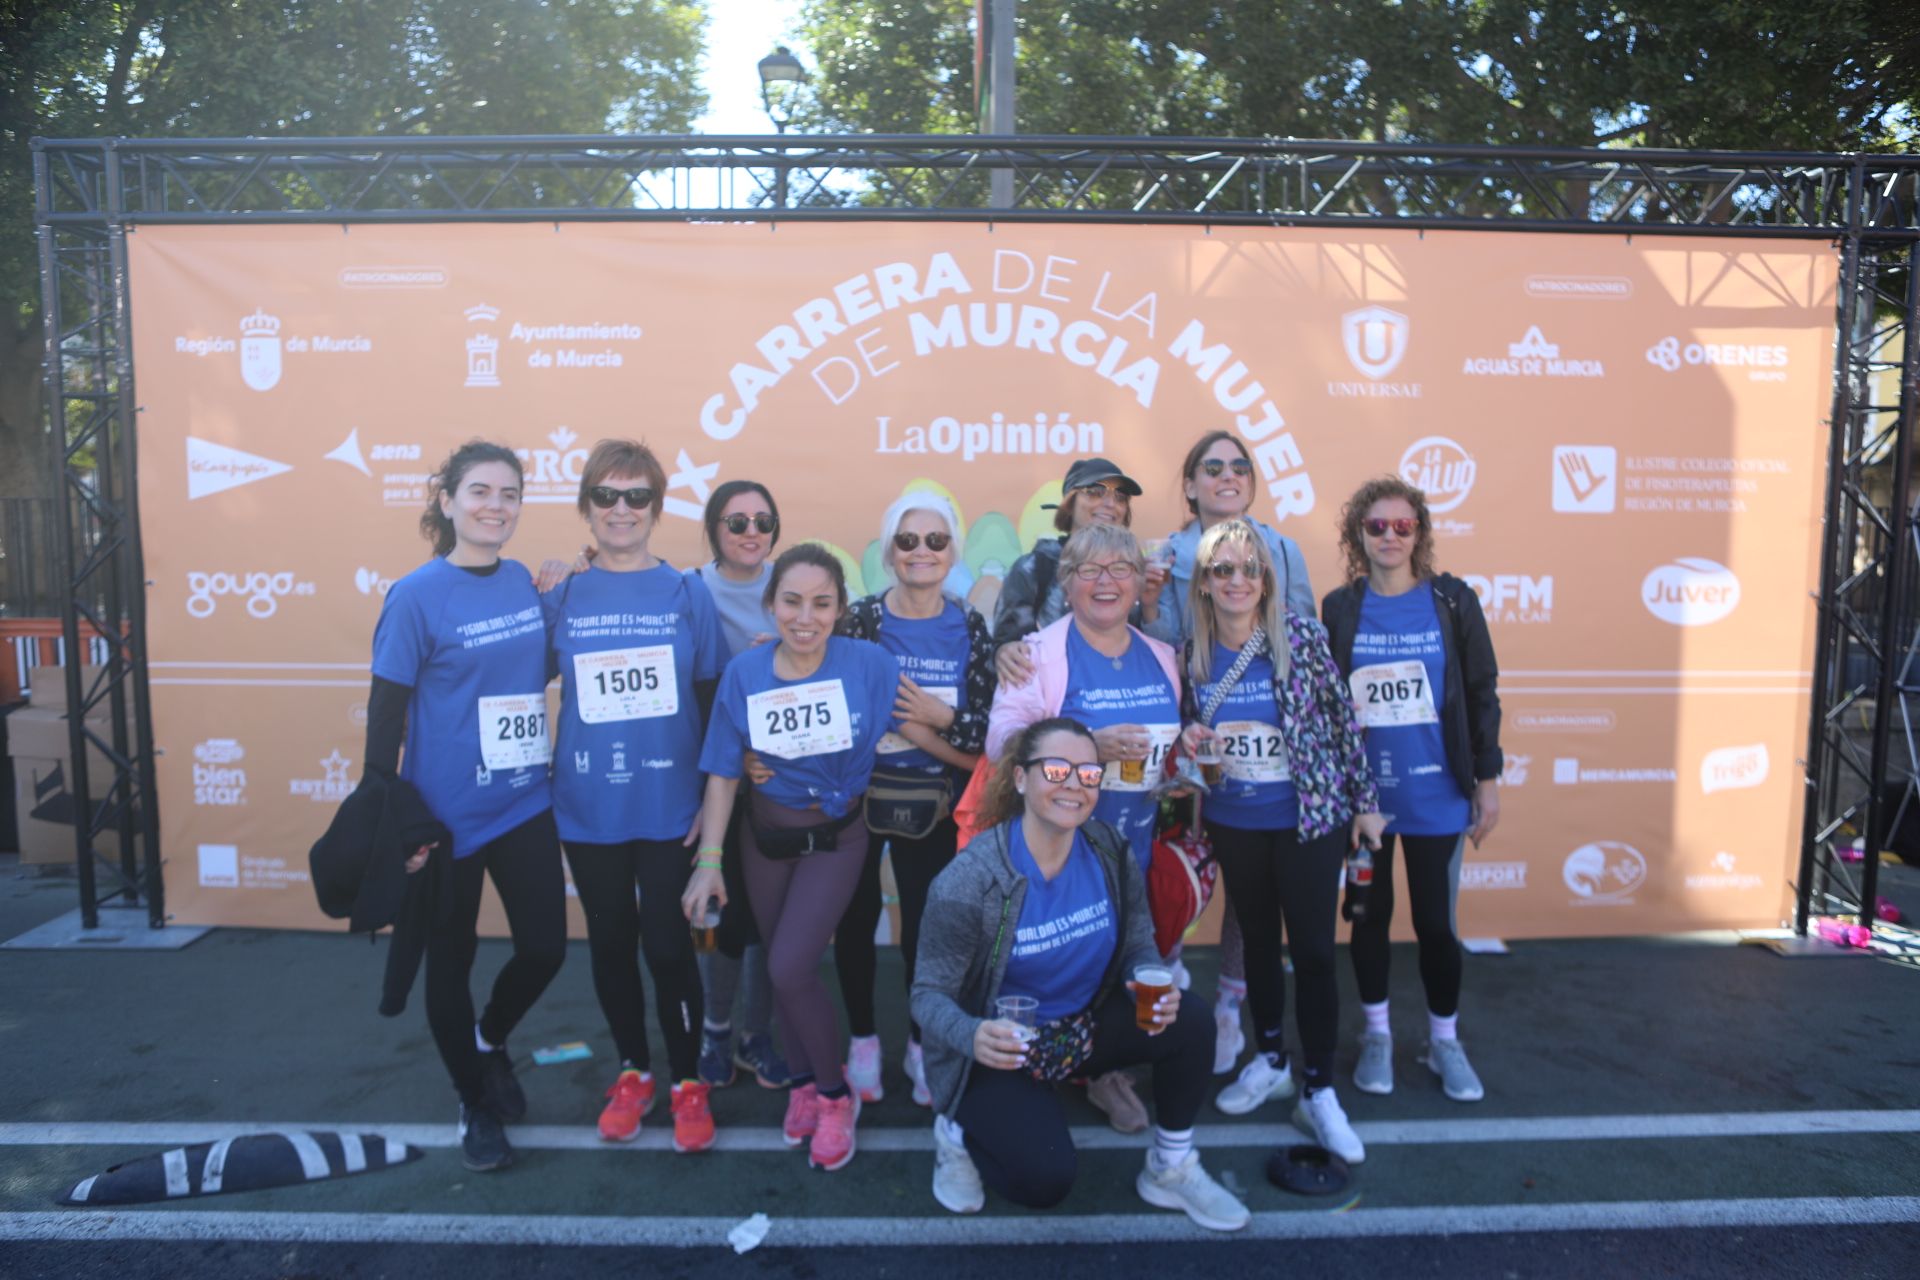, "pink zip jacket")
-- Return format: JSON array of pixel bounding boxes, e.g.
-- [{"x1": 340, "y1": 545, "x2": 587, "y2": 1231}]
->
[{"x1": 985, "y1": 615, "x2": 1183, "y2": 761}]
